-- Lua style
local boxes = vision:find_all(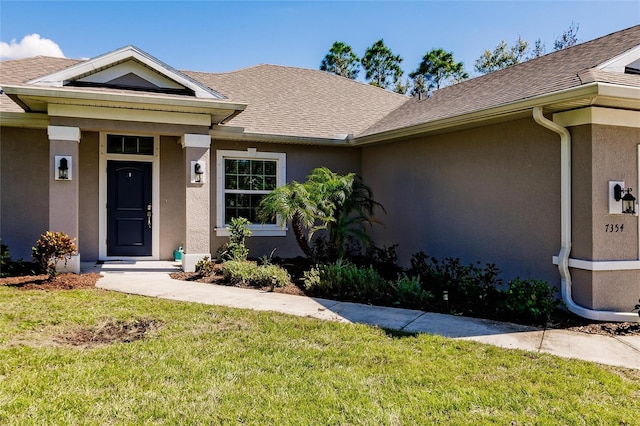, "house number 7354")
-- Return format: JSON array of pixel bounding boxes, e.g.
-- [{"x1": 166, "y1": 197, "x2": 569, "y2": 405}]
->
[{"x1": 605, "y1": 224, "x2": 624, "y2": 233}]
